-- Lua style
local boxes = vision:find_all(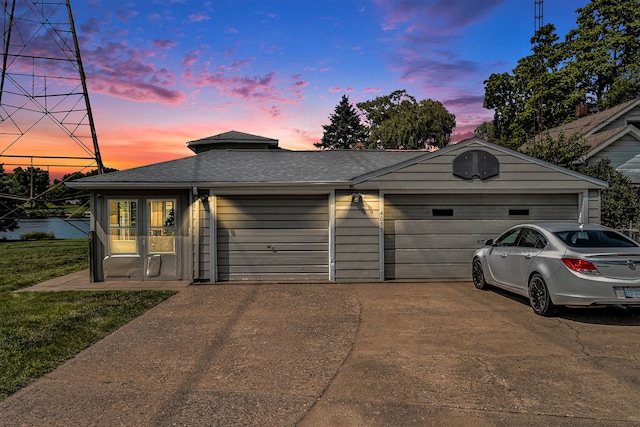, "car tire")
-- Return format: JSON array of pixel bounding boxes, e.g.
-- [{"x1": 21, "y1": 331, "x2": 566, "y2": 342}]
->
[
  {"x1": 472, "y1": 258, "x2": 488, "y2": 290},
  {"x1": 528, "y1": 273, "x2": 557, "y2": 316}
]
